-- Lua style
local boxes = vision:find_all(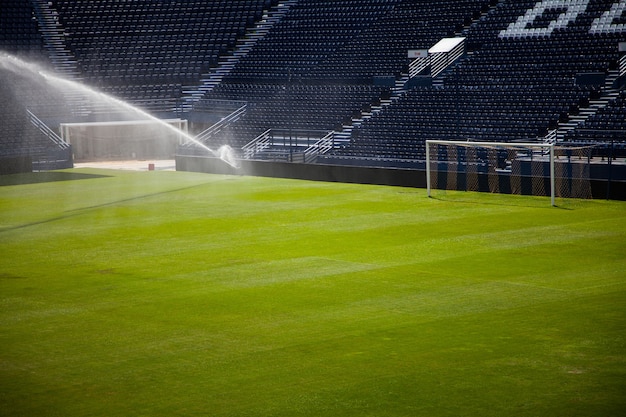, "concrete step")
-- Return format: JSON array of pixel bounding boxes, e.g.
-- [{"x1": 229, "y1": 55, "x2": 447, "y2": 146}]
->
[{"x1": 179, "y1": 0, "x2": 295, "y2": 109}]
